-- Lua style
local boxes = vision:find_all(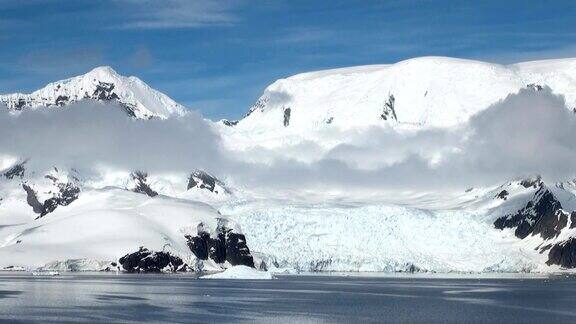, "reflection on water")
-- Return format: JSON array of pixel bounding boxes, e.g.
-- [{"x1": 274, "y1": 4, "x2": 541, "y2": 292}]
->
[{"x1": 0, "y1": 272, "x2": 576, "y2": 323}]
